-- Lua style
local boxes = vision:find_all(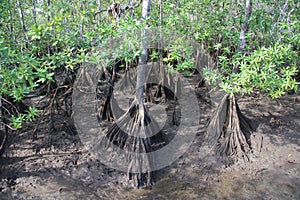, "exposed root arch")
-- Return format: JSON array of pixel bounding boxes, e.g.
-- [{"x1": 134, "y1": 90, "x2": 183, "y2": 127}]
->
[
  {"x1": 207, "y1": 94, "x2": 253, "y2": 160},
  {"x1": 101, "y1": 97, "x2": 161, "y2": 188}
]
